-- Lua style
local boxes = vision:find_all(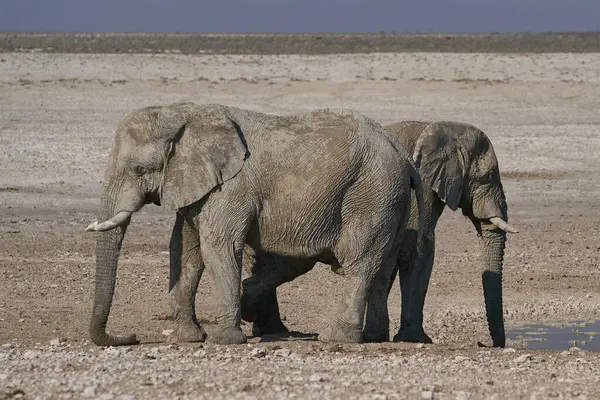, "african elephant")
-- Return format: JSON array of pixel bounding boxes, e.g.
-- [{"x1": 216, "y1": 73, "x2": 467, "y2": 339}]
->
[
  {"x1": 241, "y1": 120, "x2": 517, "y2": 347},
  {"x1": 85, "y1": 101, "x2": 424, "y2": 346}
]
